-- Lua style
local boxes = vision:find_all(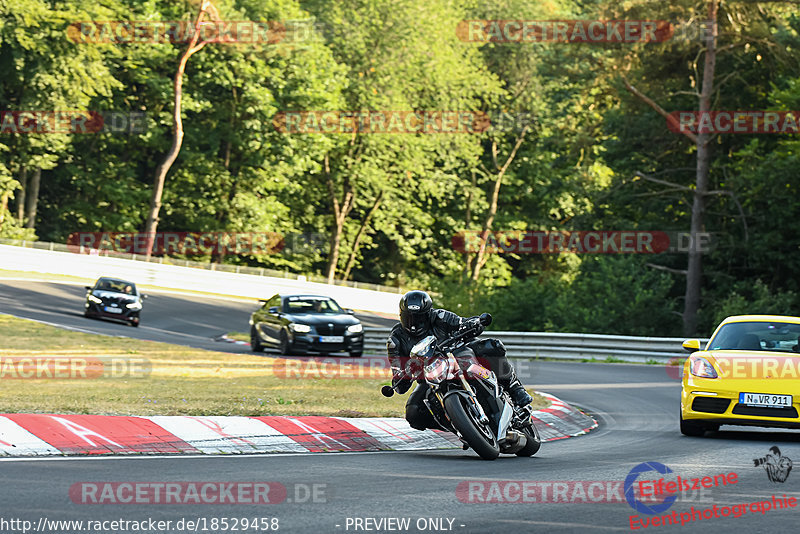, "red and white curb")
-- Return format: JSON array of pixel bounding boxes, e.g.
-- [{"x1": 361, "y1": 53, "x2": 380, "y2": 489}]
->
[
  {"x1": 0, "y1": 393, "x2": 595, "y2": 457},
  {"x1": 533, "y1": 392, "x2": 597, "y2": 441},
  {"x1": 214, "y1": 334, "x2": 250, "y2": 346}
]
